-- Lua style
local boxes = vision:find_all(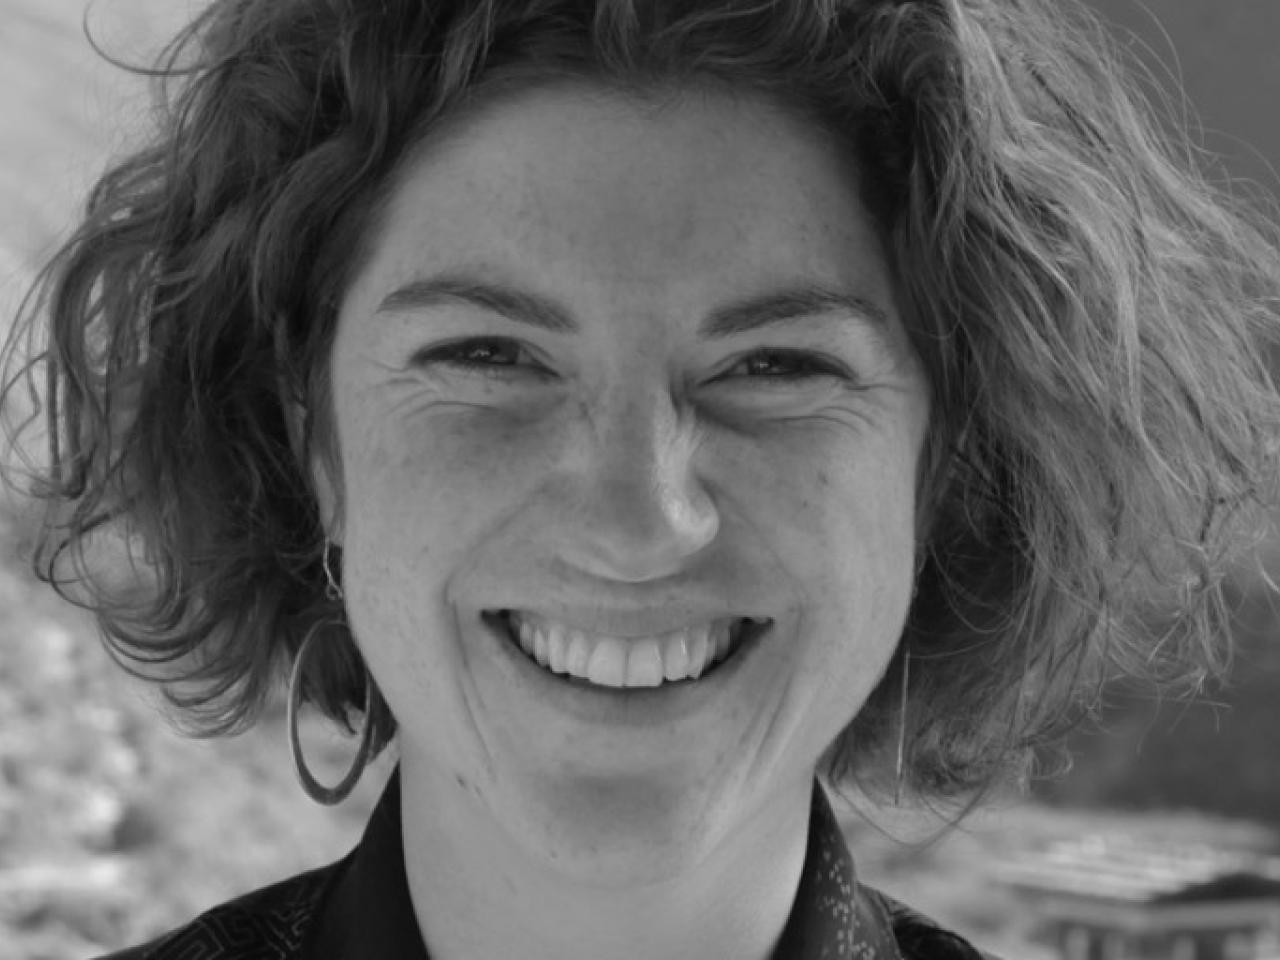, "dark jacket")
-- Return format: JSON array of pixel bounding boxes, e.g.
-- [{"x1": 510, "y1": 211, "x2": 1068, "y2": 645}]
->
[{"x1": 96, "y1": 768, "x2": 998, "y2": 959}]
